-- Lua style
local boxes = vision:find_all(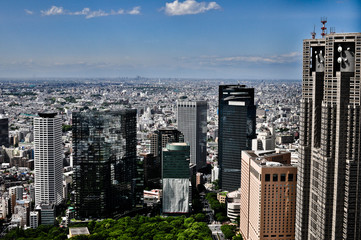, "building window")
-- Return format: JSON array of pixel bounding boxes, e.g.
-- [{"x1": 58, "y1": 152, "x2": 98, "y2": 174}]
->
[
  {"x1": 265, "y1": 174, "x2": 270, "y2": 181},
  {"x1": 281, "y1": 174, "x2": 286, "y2": 181},
  {"x1": 273, "y1": 174, "x2": 278, "y2": 182},
  {"x1": 288, "y1": 174, "x2": 294, "y2": 181}
]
